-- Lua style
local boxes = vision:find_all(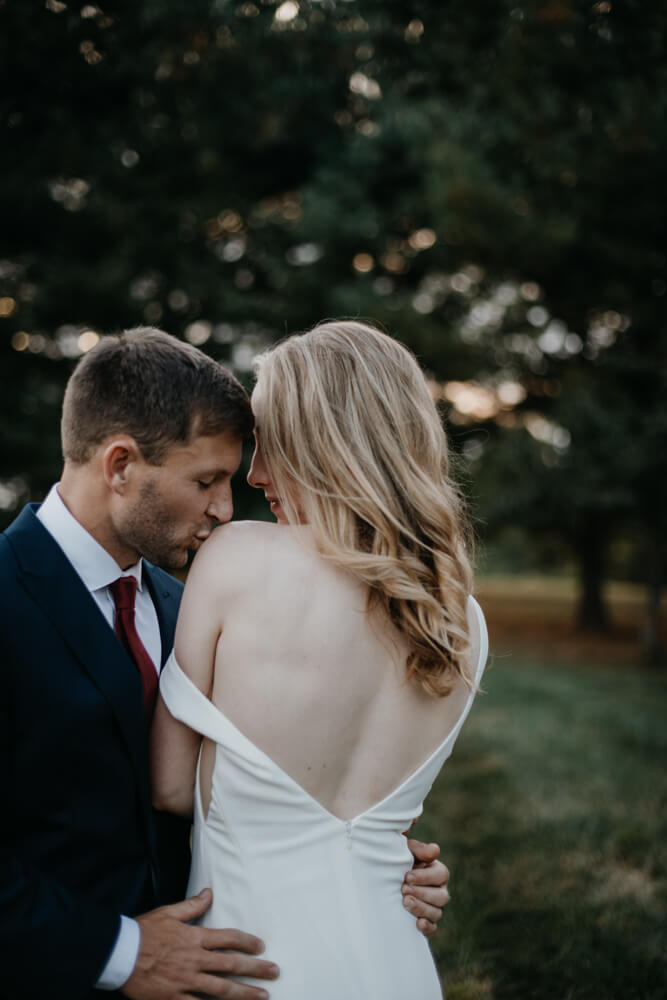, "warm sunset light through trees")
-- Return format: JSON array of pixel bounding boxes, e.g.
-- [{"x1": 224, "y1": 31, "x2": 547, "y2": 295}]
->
[{"x1": 1, "y1": 0, "x2": 665, "y2": 654}]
